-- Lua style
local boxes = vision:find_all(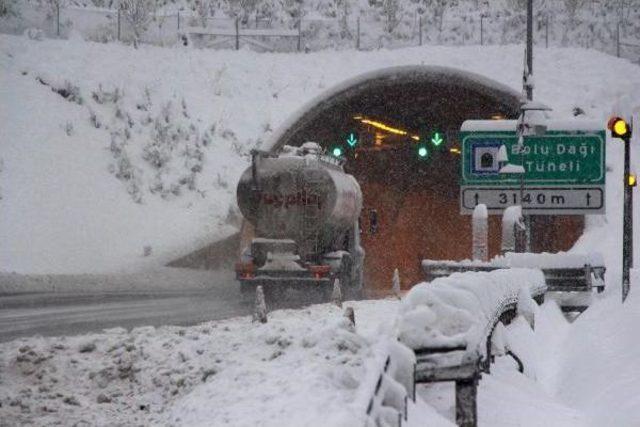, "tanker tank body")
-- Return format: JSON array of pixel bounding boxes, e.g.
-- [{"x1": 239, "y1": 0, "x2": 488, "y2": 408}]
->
[{"x1": 235, "y1": 142, "x2": 364, "y2": 300}]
